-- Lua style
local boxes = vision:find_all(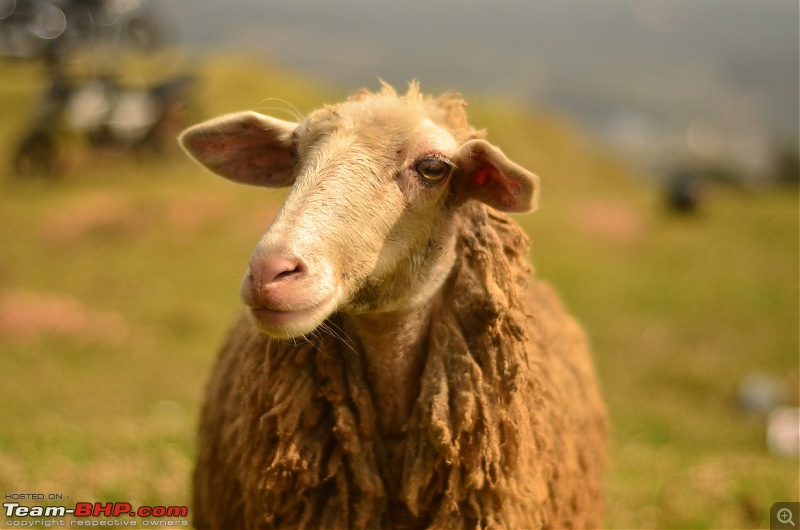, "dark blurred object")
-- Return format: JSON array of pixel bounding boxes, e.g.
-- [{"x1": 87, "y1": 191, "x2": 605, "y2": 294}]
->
[
  {"x1": 13, "y1": 72, "x2": 196, "y2": 177},
  {"x1": 664, "y1": 169, "x2": 704, "y2": 214},
  {"x1": 0, "y1": 0, "x2": 162, "y2": 65},
  {"x1": 772, "y1": 142, "x2": 799, "y2": 186}
]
